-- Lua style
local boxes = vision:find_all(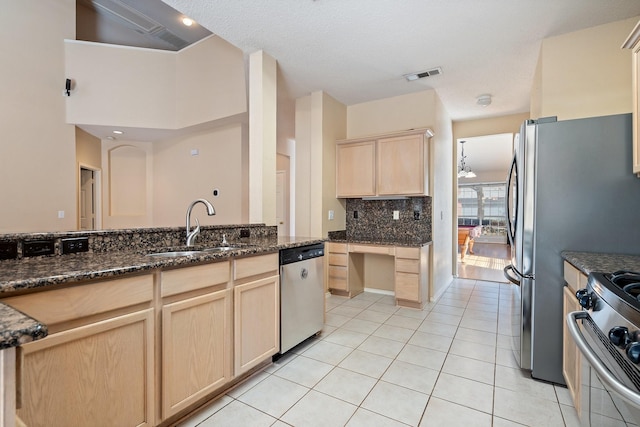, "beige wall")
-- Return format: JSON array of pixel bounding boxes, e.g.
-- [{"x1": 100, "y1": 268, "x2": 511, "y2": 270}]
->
[
  {"x1": 321, "y1": 93, "x2": 347, "y2": 235},
  {"x1": 76, "y1": 127, "x2": 101, "y2": 170},
  {"x1": 0, "y1": 0, "x2": 77, "y2": 233},
  {"x1": 152, "y1": 124, "x2": 246, "y2": 227},
  {"x1": 345, "y1": 89, "x2": 454, "y2": 299},
  {"x1": 347, "y1": 90, "x2": 437, "y2": 138},
  {"x1": 453, "y1": 113, "x2": 529, "y2": 140},
  {"x1": 249, "y1": 51, "x2": 277, "y2": 226},
  {"x1": 65, "y1": 36, "x2": 247, "y2": 130},
  {"x1": 294, "y1": 91, "x2": 347, "y2": 237},
  {"x1": 534, "y1": 17, "x2": 638, "y2": 120},
  {"x1": 431, "y1": 94, "x2": 454, "y2": 301}
]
